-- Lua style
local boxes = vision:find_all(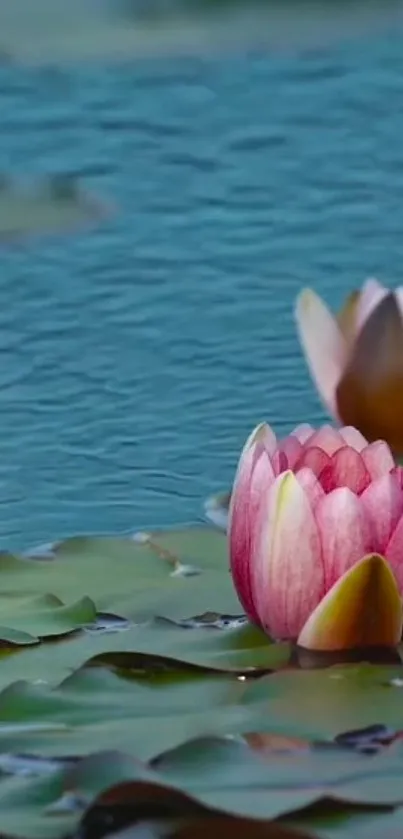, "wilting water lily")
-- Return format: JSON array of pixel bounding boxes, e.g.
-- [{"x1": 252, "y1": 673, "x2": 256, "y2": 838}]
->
[
  {"x1": 229, "y1": 422, "x2": 403, "y2": 651},
  {"x1": 295, "y1": 278, "x2": 403, "y2": 454}
]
